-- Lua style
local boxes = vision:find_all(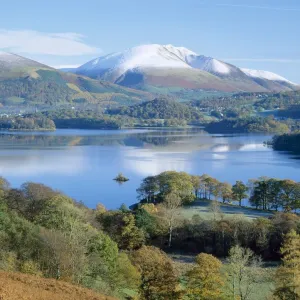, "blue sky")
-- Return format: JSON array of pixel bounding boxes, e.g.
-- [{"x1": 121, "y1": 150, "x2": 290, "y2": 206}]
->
[{"x1": 1, "y1": 0, "x2": 299, "y2": 82}]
